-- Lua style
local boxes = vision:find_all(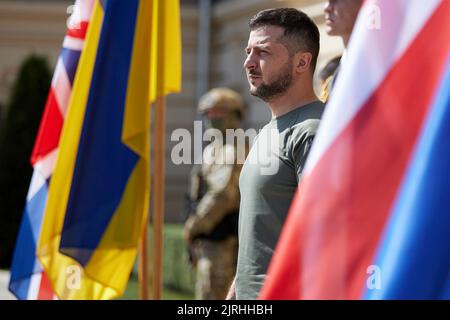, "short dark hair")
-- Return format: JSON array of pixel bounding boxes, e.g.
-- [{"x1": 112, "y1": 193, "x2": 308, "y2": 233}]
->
[
  {"x1": 319, "y1": 56, "x2": 341, "y2": 81},
  {"x1": 249, "y1": 8, "x2": 320, "y2": 71}
]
